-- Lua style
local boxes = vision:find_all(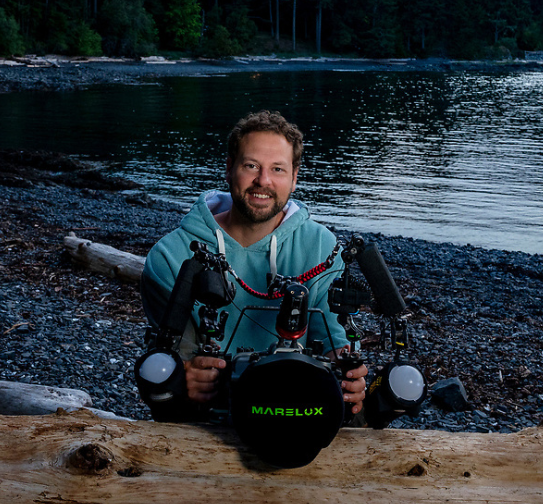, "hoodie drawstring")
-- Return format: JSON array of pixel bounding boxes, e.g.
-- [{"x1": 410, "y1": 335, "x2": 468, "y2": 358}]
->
[
  {"x1": 216, "y1": 228, "x2": 226, "y2": 255},
  {"x1": 216, "y1": 228, "x2": 278, "y2": 282},
  {"x1": 269, "y1": 235, "x2": 278, "y2": 282}
]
